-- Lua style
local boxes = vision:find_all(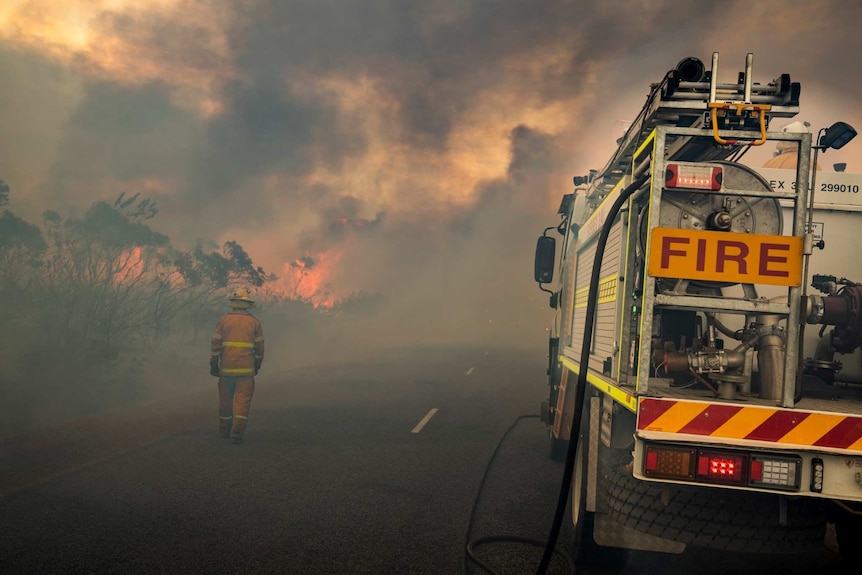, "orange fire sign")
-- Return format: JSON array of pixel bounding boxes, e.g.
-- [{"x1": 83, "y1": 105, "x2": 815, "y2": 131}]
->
[{"x1": 648, "y1": 228, "x2": 803, "y2": 286}]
